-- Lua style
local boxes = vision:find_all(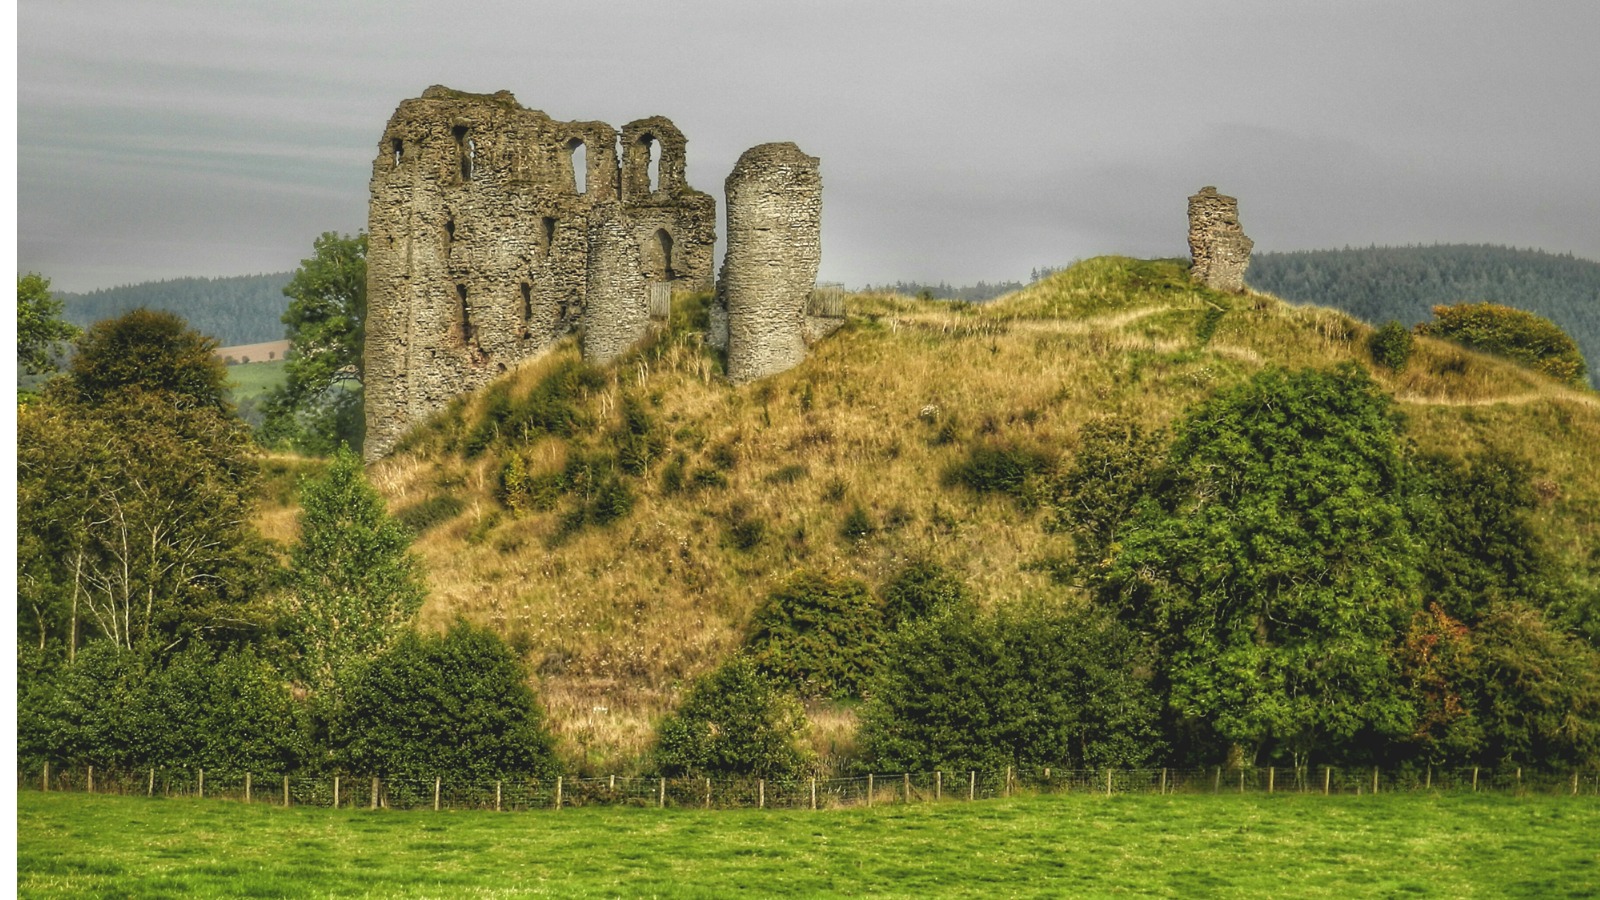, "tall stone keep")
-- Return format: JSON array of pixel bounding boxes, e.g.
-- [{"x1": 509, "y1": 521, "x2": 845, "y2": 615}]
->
[
  {"x1": 1187, "y1": 186, "x2": 1253, "y2": 292},
  {"x1": 364, "y1": 86, "x2": 715, "y2": 459},
  {"x1": 716, "y1": 143, "x2": 823, "y2": 383}
]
